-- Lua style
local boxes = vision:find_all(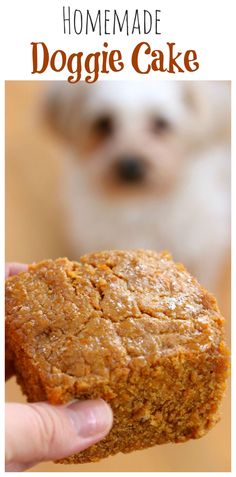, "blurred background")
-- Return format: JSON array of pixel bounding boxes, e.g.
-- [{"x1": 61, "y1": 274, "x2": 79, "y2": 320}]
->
[{"x1": 5, "y1": 81, "x2": 231, "y2": 472}]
